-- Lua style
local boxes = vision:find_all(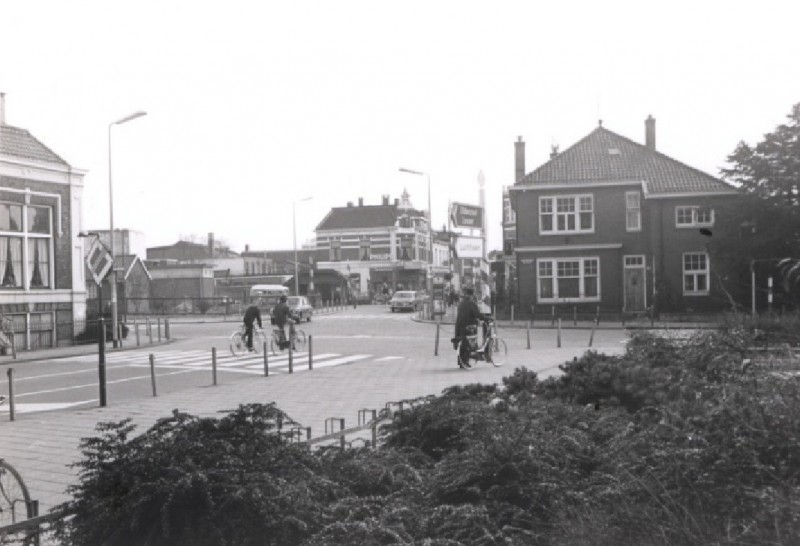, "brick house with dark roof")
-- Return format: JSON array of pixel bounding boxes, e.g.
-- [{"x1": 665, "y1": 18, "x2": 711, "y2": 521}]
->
[
  {"x1": 508, "y1": 116, "x2": 739, "y2": 316},
  {"x1": 0, "y1": 93, "x2": 88, "y2": 350}
]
